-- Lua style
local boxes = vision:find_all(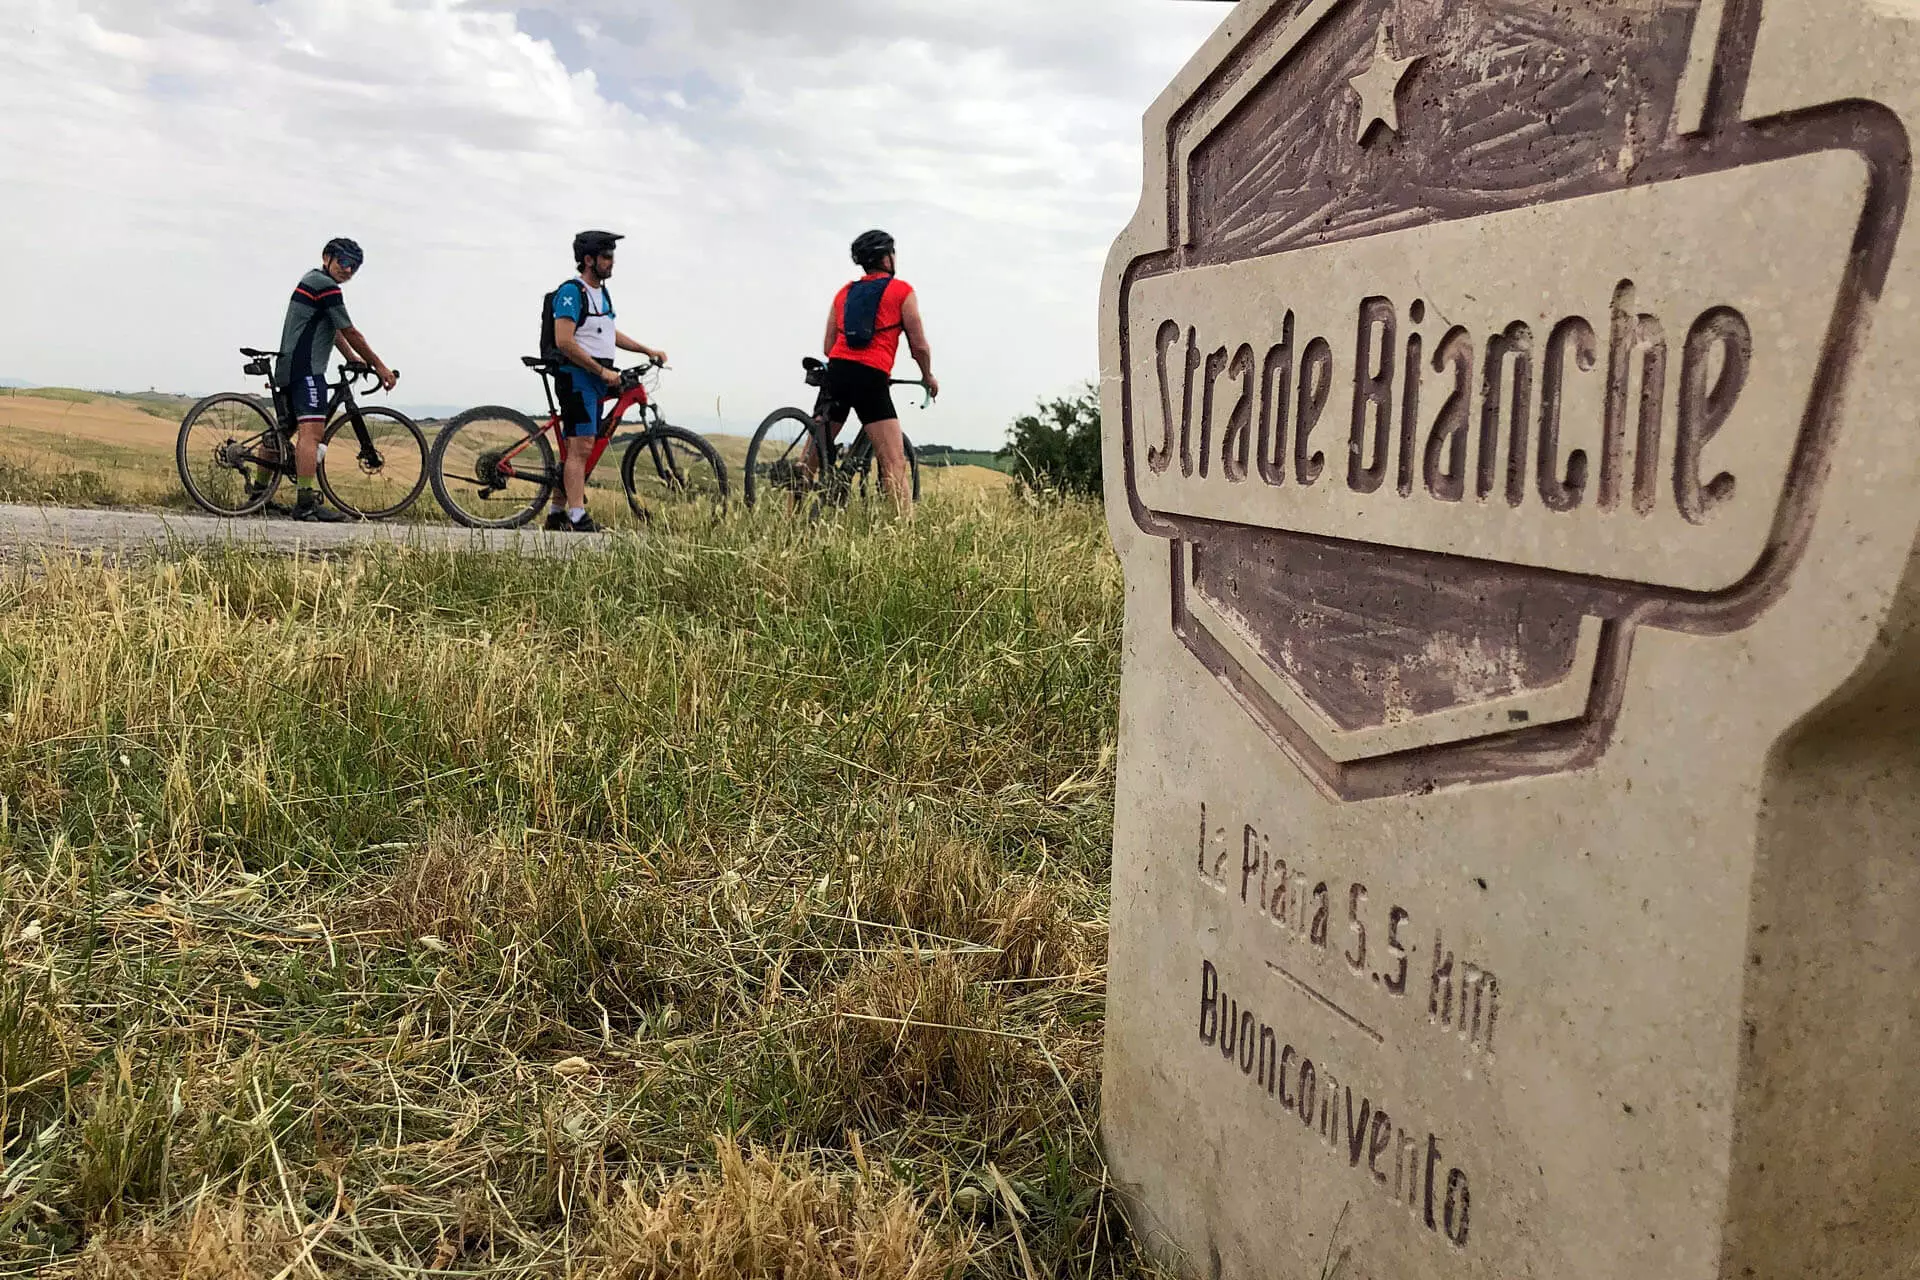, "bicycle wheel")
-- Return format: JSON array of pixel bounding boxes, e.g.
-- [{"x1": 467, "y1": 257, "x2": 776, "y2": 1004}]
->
[
  {"x1": 176, "y1": 393, "x2": 283, "y2": 517},
  {"x1": 856, "y1": 432, "x2": 921, "y2": 504},
  {"x1": 428, "y1": 405, "x2": 555, "y2": 529},
  {"x1": 620, "y1": 423, "x2": 728, "y2": 520},
  {"x1": 744, "y1": 407, "x2": 837, "y2": 509},
  {"x1": 319, "y1": 406, "x2": 428, "y2": 520}
]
